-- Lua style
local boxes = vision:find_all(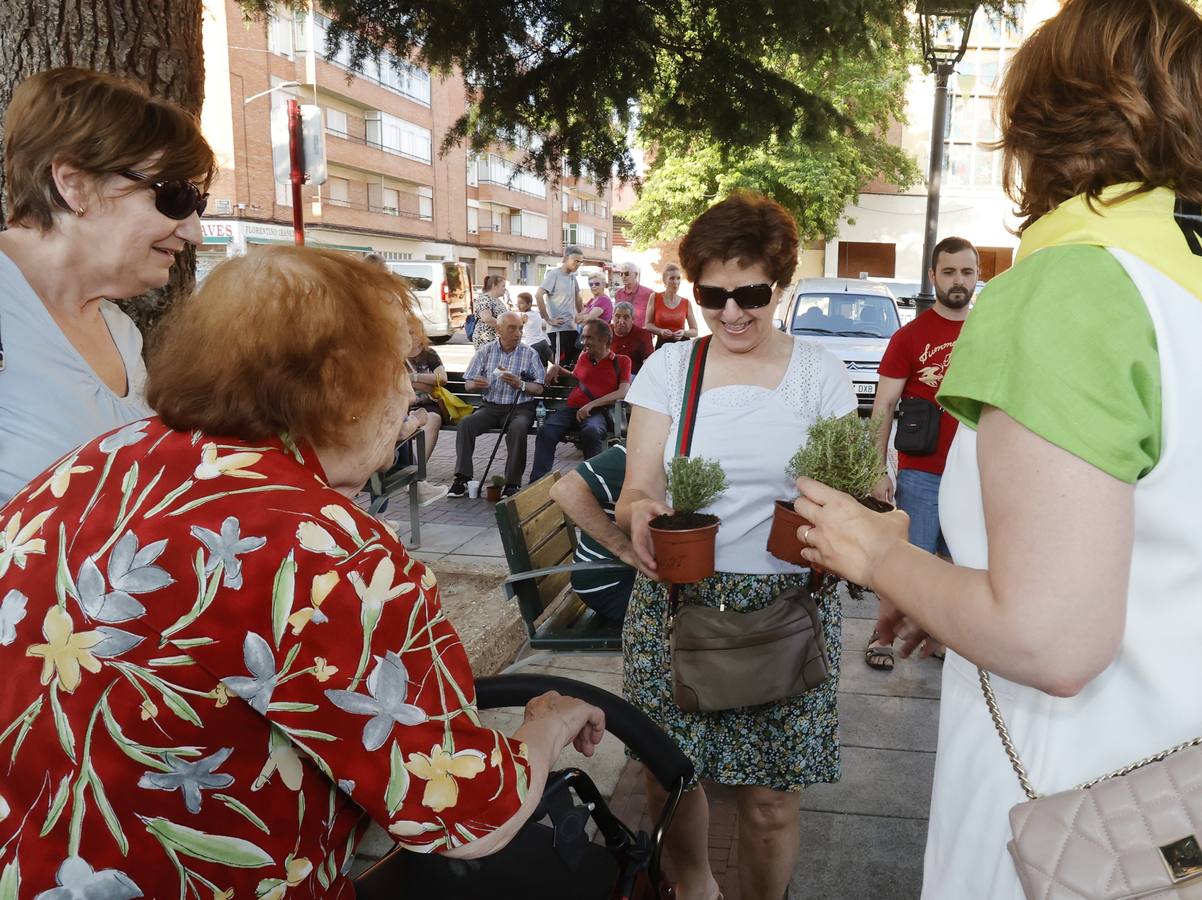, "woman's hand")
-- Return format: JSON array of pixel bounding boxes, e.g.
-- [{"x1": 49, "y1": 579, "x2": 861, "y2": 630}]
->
[
  {"x1": 521, "y1": 691, "x2": 606, "y2": 757},
  {"x1": 793, "y1": 477, "x2": 909, "y2": 590},
  {"x1": 629, "y1": 496, "x2": 673, "y2": 578},
  {"x1": 870, "y1": 474, "x2": 894, "y2": 505}
]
